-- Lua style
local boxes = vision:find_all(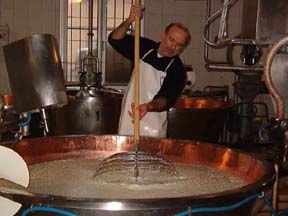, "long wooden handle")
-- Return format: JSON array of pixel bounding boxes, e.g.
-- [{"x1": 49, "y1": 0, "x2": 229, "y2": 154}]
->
[{"x1": 134, "y1": 0, "x2": 140, "y2": 146}]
